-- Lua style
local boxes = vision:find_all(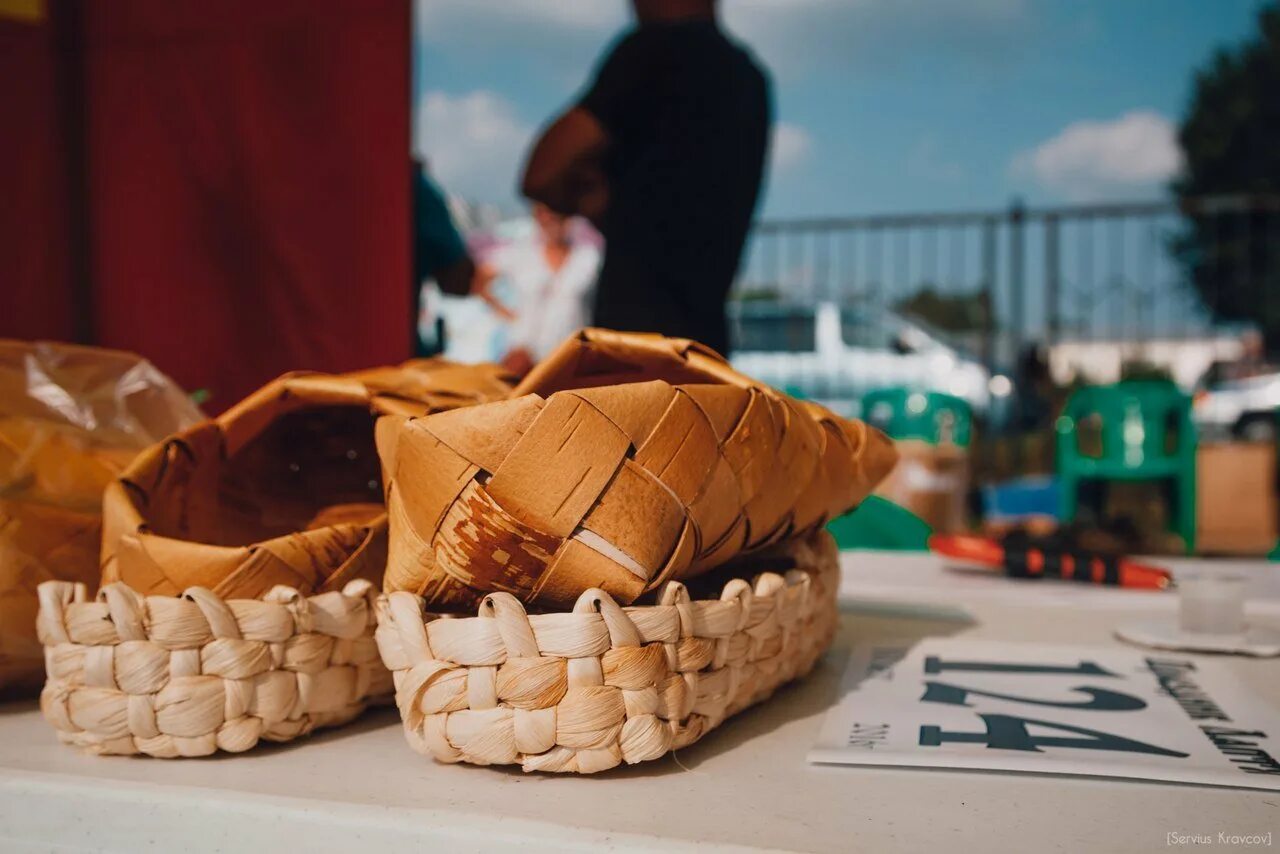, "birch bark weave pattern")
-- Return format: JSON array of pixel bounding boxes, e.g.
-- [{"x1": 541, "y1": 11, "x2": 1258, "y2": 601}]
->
[
  {"x1": 378, "y1": 329, "x2": 896, "y2": 610},
  {"x1": 374, "y1": 530, "x2": 840, "y2": 773}
]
